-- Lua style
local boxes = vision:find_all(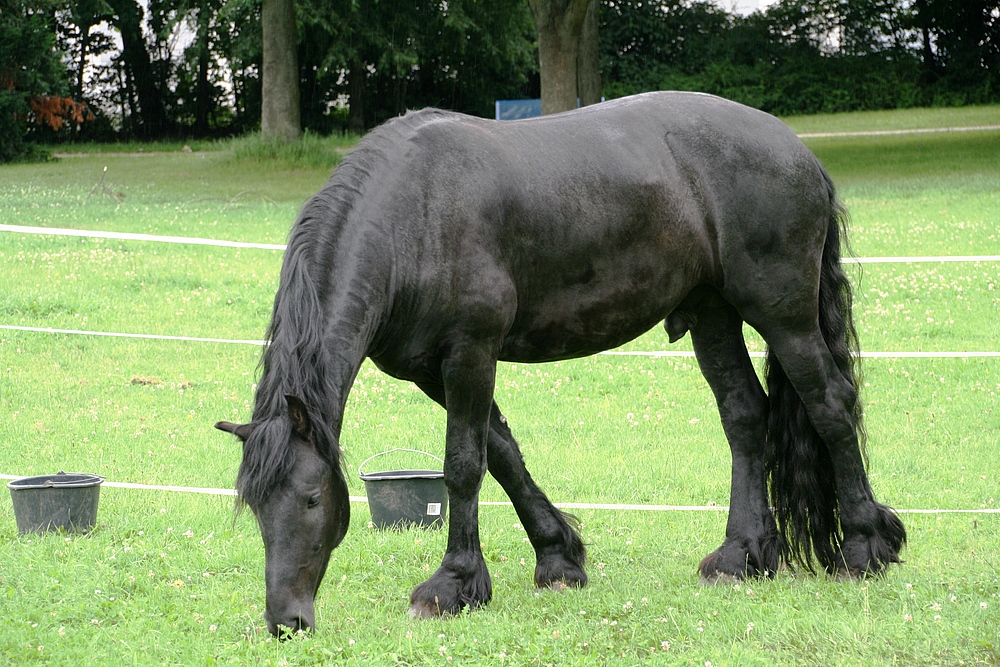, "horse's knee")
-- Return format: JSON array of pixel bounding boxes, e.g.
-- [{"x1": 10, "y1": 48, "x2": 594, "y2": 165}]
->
[
  {"x1": 486, "y1": 427, "x2": 527, "y2": 489},
  {"x1": 443, "y1": 445, "x2": 488, "y2": 497},
  {"x1": 723, "y1": 386, "x2": 768, "y2": 429}
]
